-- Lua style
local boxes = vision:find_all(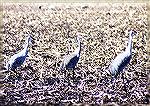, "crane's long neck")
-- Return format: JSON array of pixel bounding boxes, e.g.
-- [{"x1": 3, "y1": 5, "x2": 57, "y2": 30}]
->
[
  {"x1": 74, "y1": 38, "x2": 81, "y2": 57},
  {"x1": 126, "y1": 34, "x2": 133, "y2": 53},
  {"x1": 24, "y1": 38, "x2": 30, "y2": 56},
  {"x1": 78, "y1": 40, "x2": 81, "y2": 55}
]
